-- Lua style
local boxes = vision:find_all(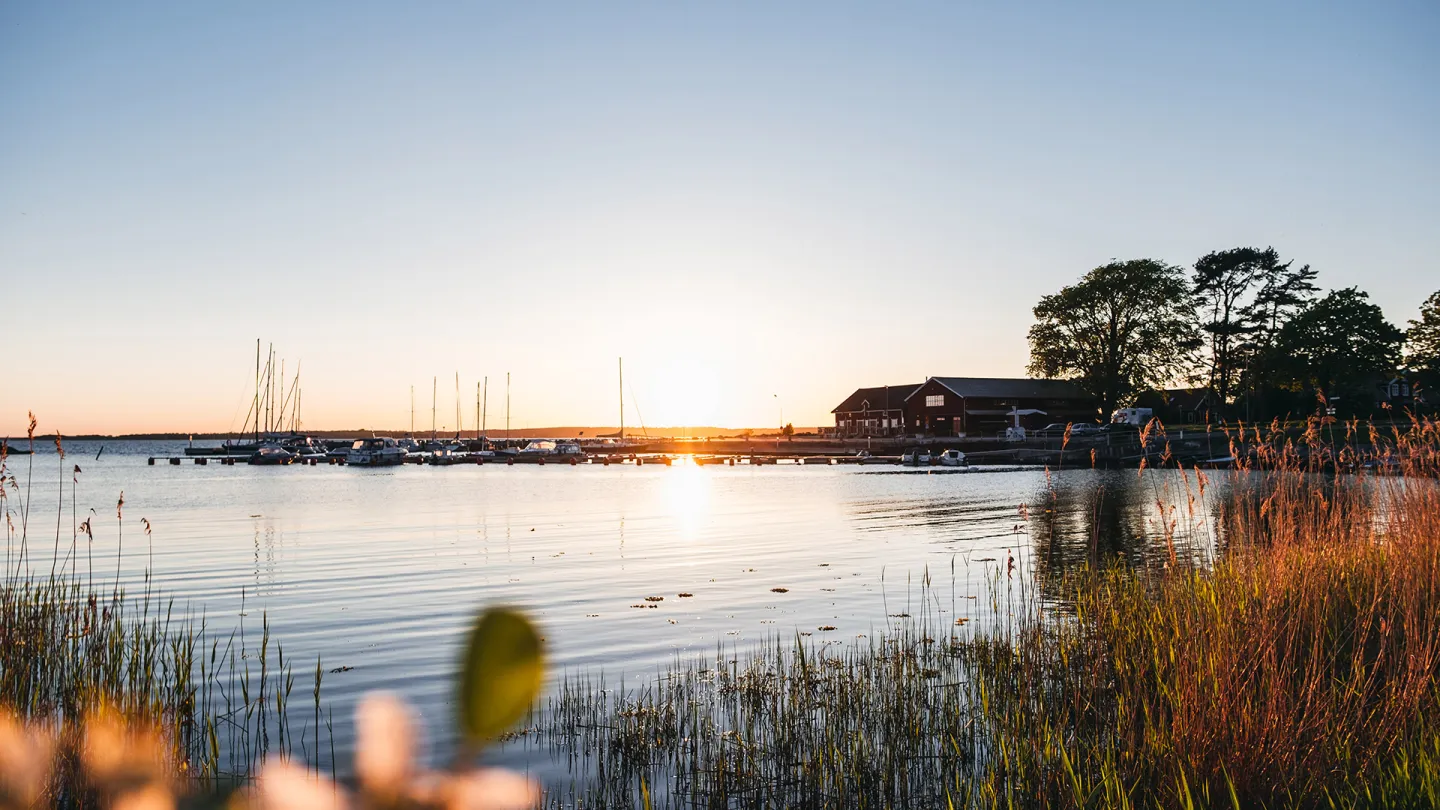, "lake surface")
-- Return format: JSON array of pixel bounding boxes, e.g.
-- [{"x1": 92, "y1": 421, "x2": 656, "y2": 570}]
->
[{"x1": 3, "y1": 439, "x2": 1225, "y2": 779}]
